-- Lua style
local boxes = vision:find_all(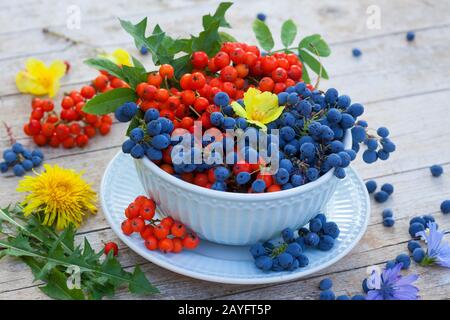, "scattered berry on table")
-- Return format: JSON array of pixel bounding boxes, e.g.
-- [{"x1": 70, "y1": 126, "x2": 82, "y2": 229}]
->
[
  {"x1": 104, "y1": 242, "x2": 119, "y2": 256},
  {"x1": 1, "y1": 142, "x2": 45, "y2": 177},
  {"x1": 382, "y1": 208, "x2": 393, "y2": 218},
  {"x1": 362, "y1": 278, "x2": 369, "y2": 293},
  {"x1": 319, "y1": 278, "x2": 333, "y2": 291},
  {"x1": 395, "y1": 253, "x2": 411, "y2": 270},
  {"x1": 374, "y1": 191, "x2": 389, "y2": 203},
  {"x1": 412, "y1": 248, "x2": 425, "y2": 263},
  {"x1": 385, "y1": 260, "x2": 396, "y2": 269},
  {"x1": 441, "y1": 200, "x2": 450, "y2": 214},
  {"x1": 383, "y1": 217, "x2": 395, "y2": 227},
  {"x1": 336, "y1": 295, "x2": 350, "y2": 300},
  {"x1": 319, "y1": 290, "x2": 336, "y2": 300},
  {"x1": 408, "y1": 240, "x2": 422, "y2": 253},
  {"x1": 365, "y1": 180, "x2": 377, "y2": 194},
  {"x1": 351, "y1": 295, "x2": 366, "y2": 300},
  {"x1": 352, "y1": 48, "x2": 362, "y2": 57},
  {"x1": 256, "y1": 13, "x2": 266, "y2": 21},
  {"x1": 406, "y1": 31, "x2": 415, "y2": 42},
  {"x1": 430, "y1": 164, "x2": 443, "y2": 177},
  {"x1": 409, "y1": 222, "x2": 425, "y2": 238},
  {"x1": 381, "y1": 183, "x2": 394, "y2": 195}
]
